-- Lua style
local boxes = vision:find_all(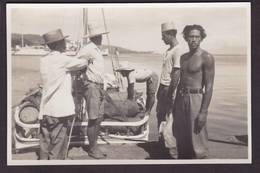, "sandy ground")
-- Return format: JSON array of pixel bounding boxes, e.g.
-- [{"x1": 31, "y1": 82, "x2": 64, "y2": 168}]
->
[
  {"x1": 11, "y1": 55, "x2": 248, "y2": 161},
  {"x1": 12, "y1": 140, "x2": 247, "y2": 160}
]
